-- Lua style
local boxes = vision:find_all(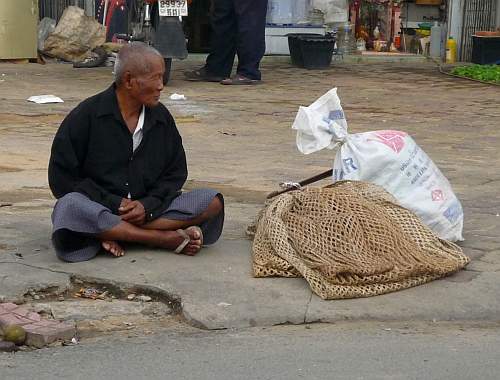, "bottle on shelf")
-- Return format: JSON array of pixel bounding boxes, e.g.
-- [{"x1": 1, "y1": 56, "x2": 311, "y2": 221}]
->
[
  {"x1": 445, "y1": 36, "x2": 457, "y2": 63},
  {"x1": 430, "y1": 21, "x2": 442, "y2": 58}
]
